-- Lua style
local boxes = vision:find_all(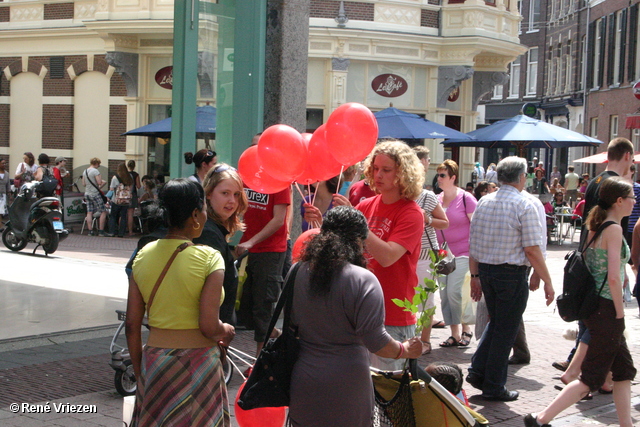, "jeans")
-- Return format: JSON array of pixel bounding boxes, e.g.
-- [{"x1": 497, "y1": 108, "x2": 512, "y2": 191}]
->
[
  {"x1": 469, "y1": 263, "x2": 529, "y2": 396},
  {"x1": 109, "y1": 203, "x2": 128, "y2": 236}
]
